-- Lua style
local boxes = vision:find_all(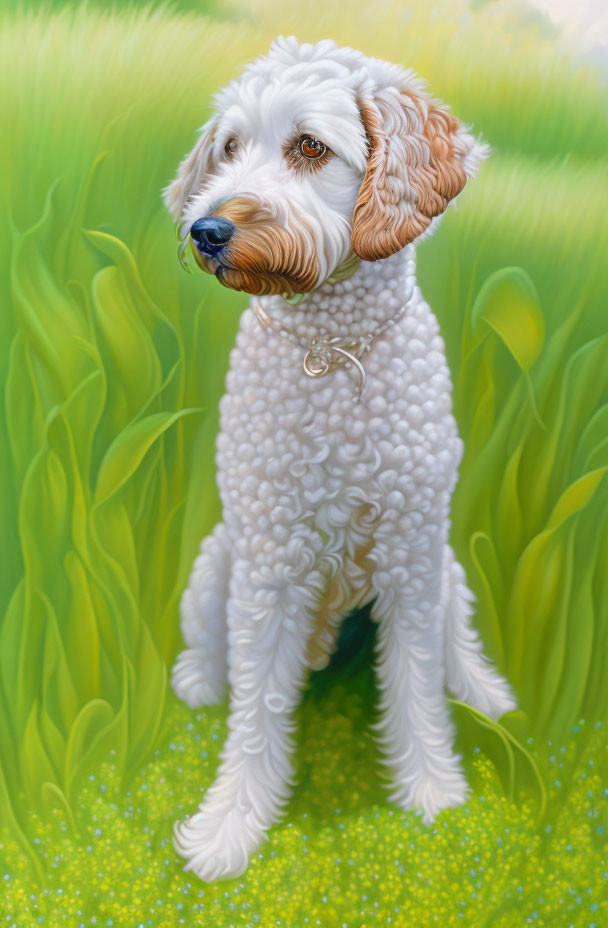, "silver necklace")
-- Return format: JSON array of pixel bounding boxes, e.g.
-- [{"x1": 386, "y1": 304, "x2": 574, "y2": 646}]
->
[{"x1": 252, "y1": 296, "x2": 410, "y2": 402}]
